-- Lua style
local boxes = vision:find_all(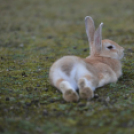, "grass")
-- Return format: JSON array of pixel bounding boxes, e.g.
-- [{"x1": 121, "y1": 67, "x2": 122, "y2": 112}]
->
[{"x1": 0, "y1": 0, "x2": 134, "y2": 134}]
